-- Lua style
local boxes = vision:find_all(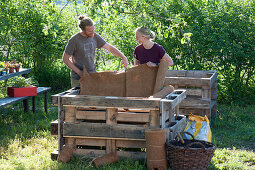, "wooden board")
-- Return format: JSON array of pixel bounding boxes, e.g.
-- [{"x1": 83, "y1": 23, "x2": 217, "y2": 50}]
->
[
  {"x1": 63, "y1": 122, "x2": 146, "y2": 140},
  {"x1": 61, "y1": 95, "x2": 161, "y2": 109},
  {"x1": 74, "y1": 110, "x2": 150, "y2": 123},
  {"x1": 74, "y1": 149, "x2": 146, "y2": 160},
  {"x1": 65, "y1": 137, "x2": 146, "y2": 148}
]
